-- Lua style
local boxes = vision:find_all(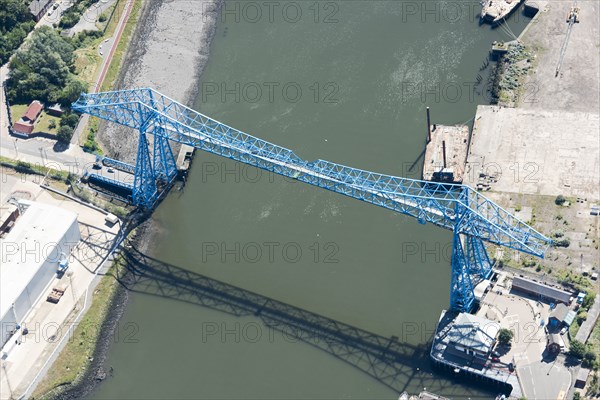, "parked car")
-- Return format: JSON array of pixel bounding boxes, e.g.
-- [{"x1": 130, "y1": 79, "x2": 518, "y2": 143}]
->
[{"x1": 560, "y1": 326, "x2": 568, "y2": 335}]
